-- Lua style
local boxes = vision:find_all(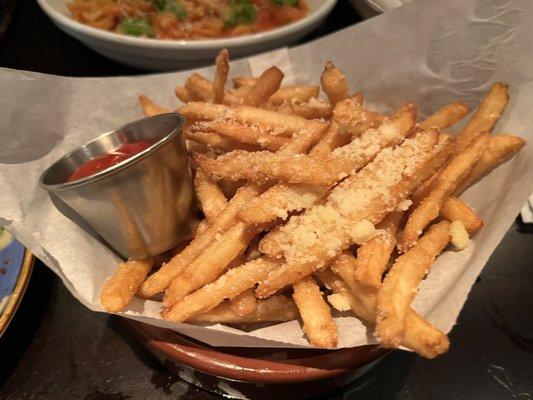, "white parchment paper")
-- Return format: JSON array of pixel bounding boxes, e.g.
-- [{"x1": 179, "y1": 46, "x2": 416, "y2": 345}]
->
[{"x1": 1, "y1": 0, "x2": 533, "y2": 348}]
